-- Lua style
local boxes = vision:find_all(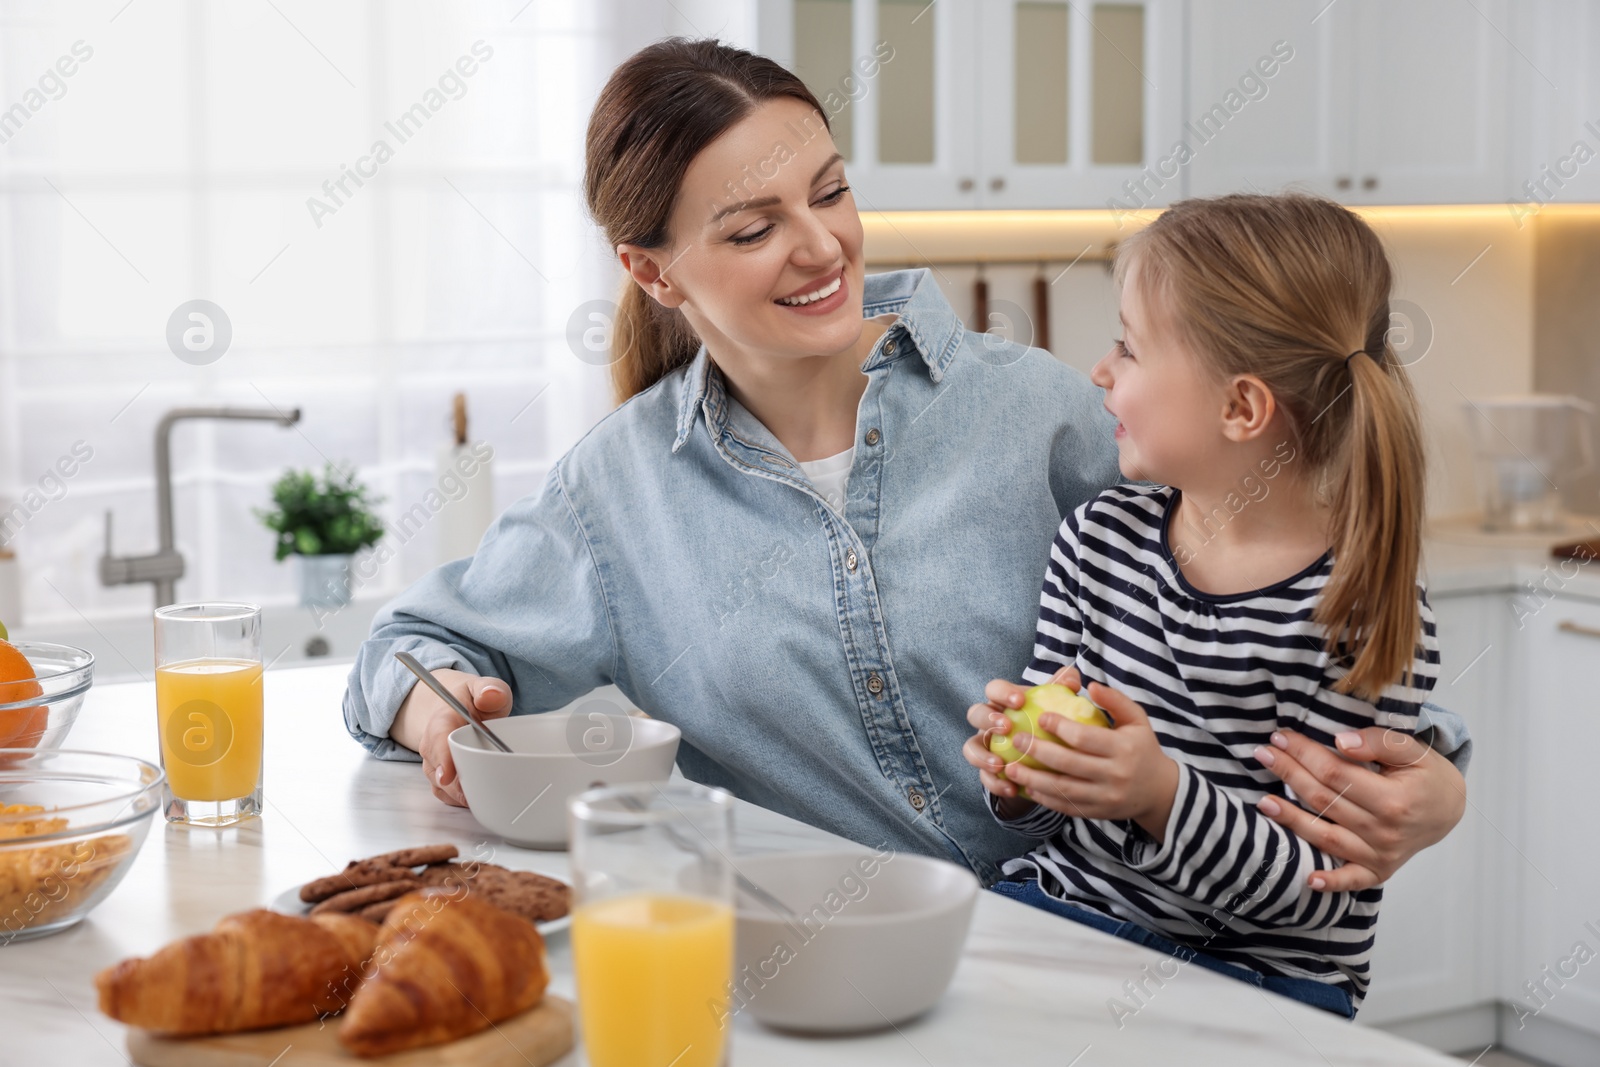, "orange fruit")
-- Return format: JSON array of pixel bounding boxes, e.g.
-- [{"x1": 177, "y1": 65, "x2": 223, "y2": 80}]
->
[{"x1": 0, "y1": 639, "x2": 48, "y2": 751}]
